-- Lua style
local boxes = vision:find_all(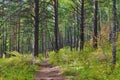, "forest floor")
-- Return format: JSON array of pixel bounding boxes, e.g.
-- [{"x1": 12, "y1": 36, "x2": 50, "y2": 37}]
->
[{"x1": 34, "y1": 58, "x2": 66, "y2": 80}]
